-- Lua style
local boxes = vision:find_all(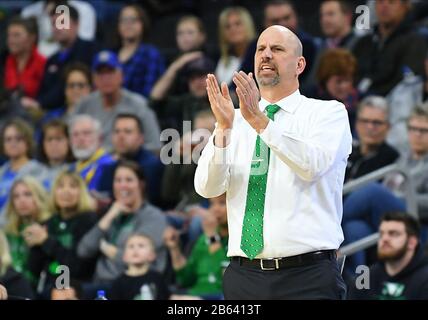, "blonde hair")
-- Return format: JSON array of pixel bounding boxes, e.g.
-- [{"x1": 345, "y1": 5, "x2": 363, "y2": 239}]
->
[
  {"x1": 218, "y1": 6, "x2": 256, "y2": 66},
  {"x1": 0, "y1": 230, "x2": 12, "y2": 276},
  {"x1": 50, "y1": 171, "x2": 95, "y2": 215},
  {"x1": 5, "y1": 177, "x2": 51, "y2": 236}
]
